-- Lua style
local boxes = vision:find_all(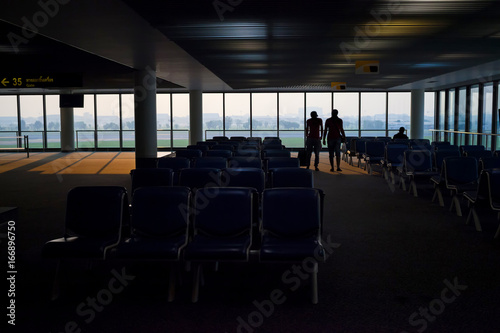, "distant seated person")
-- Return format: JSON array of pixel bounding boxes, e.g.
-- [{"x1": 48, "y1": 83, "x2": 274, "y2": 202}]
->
[{"x1": 393, "y1": 127, "x2": 408, "y2": 140}]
